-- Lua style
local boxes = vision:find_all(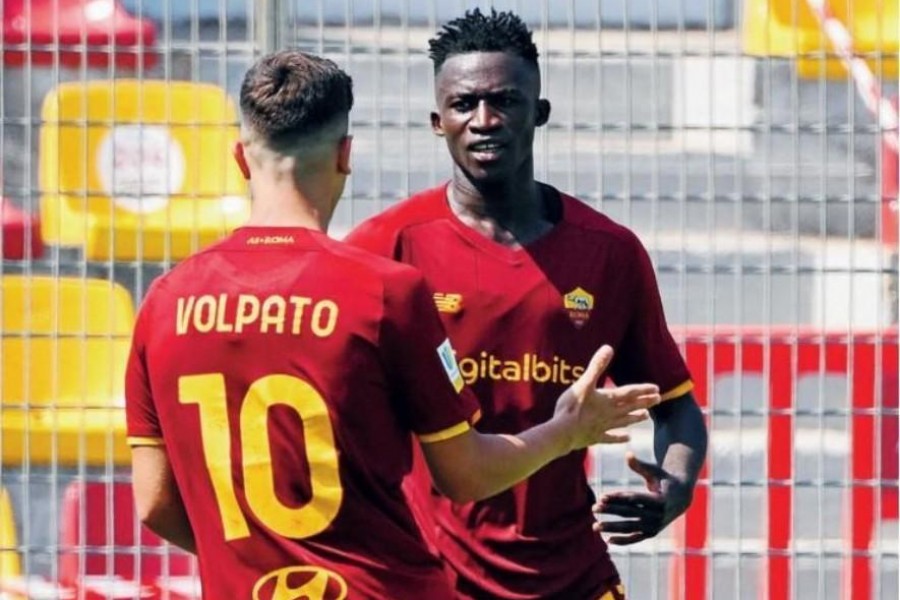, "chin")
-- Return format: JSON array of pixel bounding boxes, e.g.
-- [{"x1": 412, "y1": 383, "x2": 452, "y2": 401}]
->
[{"x1": 465, "y1": 163, "x2": 515, "y2": 185}]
